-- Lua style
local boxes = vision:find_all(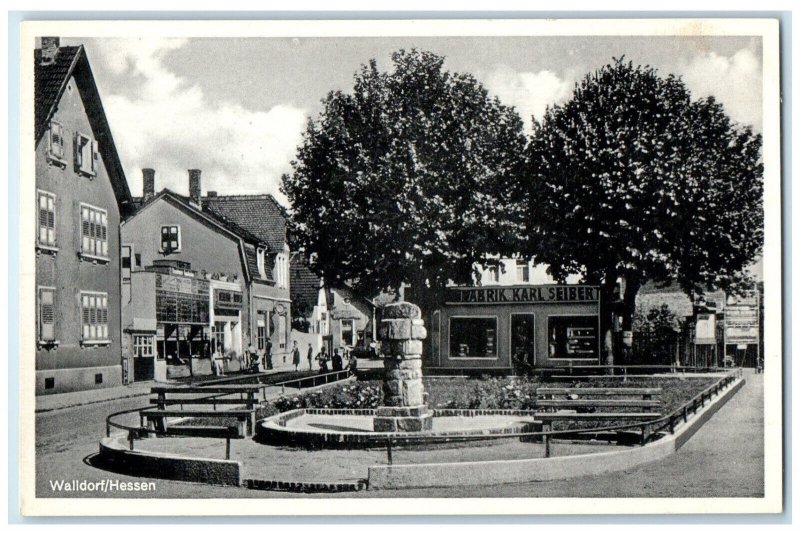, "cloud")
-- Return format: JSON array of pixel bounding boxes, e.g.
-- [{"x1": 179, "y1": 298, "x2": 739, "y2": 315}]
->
[
  {"x1": 483, "y1": 65, "x2": 573, "y2": 130},
  {"x1": 87, "y1": 38, "x2": 307, "y2": 203},
  {"x1": 679, "y1": 47, "x2": 762, "y2": 131}
]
